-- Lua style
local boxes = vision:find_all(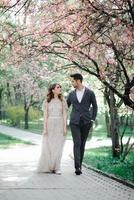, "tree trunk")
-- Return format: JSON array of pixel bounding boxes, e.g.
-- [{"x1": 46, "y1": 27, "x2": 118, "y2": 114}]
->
[
  {"x1": 14, "y1": 84, "x2": 21, "y2": 105},
  {"x1": 24, "y1": 97, "x2": 30, "y2": 129},
  {"x1": 24, "y1": 107, "x2": 29, "y2": 129},
  {"x1": 109, "y1": 90, "x2": 120, "y2": 158},
  {"x1": 7, "y1": 82, "x2": 13, "y2": 105},
  {"x1": 105, "y1": 111, "x2": 111, "y2": 137},
  {"x1": 104, "y1": 87, "x2": 111, "y2": 137}
]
